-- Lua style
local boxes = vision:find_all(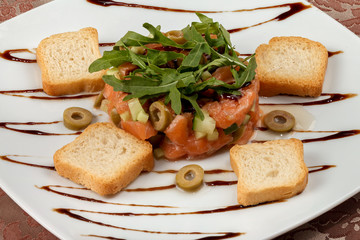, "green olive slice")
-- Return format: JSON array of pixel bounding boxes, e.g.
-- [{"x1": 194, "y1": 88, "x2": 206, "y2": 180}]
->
[
  {"x1": 149, "y1": 101, "x2": 173, "y2": 131},
  {"x1": 176, "y1": 164, "x2": 204, "y2": 191},
  {"x1": 93, "y1": 90, "x2": 104, "y2": 108},
  {"x1": 263, "y1": 110, "x2": 295, "y2": 132},
  {"x1": 63, "y1": 107, "x2": 93, "y2": 131},
  {"x1": 165, "y1": 30, "x2": 186, "y2": 44}
]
